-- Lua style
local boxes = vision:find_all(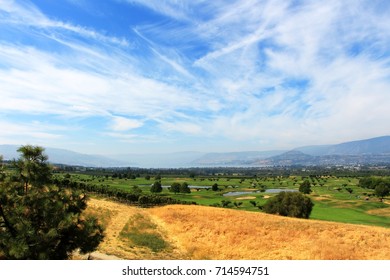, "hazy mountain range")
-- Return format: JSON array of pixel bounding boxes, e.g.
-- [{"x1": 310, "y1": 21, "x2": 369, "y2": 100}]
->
[{"x1": 1, "y1": 136, "x2": 390, "y2": 168}]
